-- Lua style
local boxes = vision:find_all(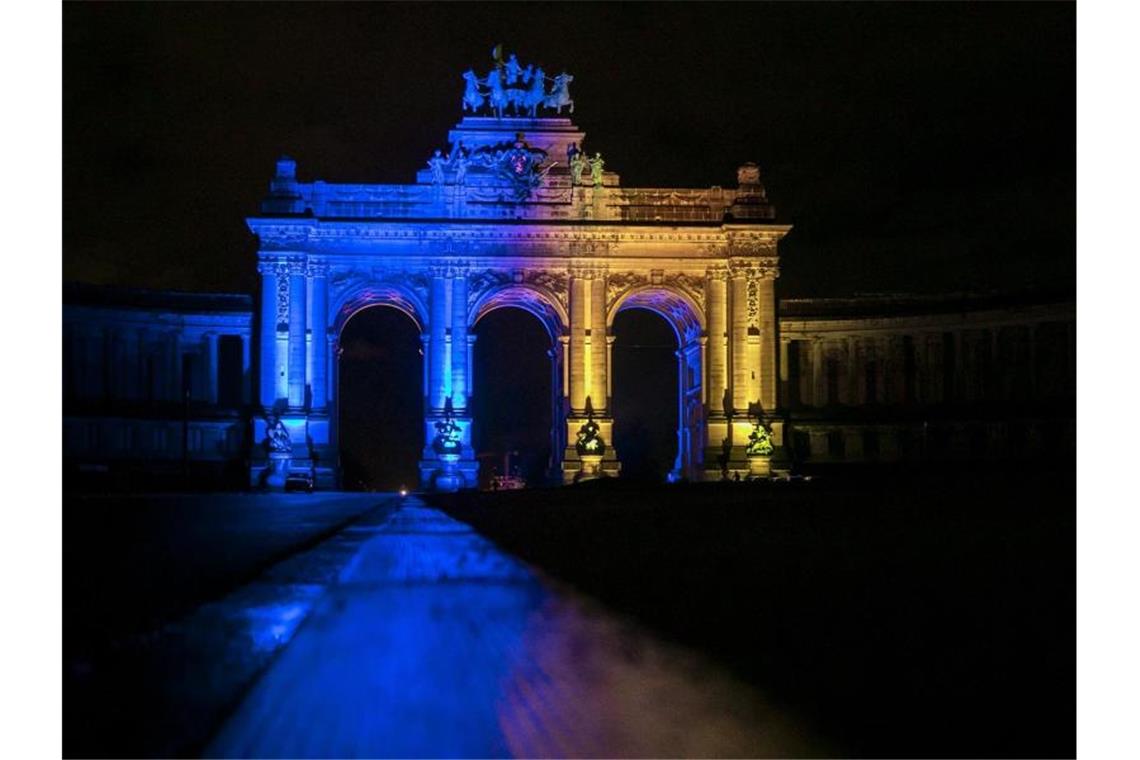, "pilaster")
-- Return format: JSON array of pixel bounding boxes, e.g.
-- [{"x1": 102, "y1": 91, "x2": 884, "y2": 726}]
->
[
  {"x1": 705, "y1": 265, "x2": 729, "y2": 417},
  {"x1": 309, "y1": 259, "x2": 329, "y2": 413},
  {"x1": 287, "y1": 258, "x2": 307, "y2": 411}
]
